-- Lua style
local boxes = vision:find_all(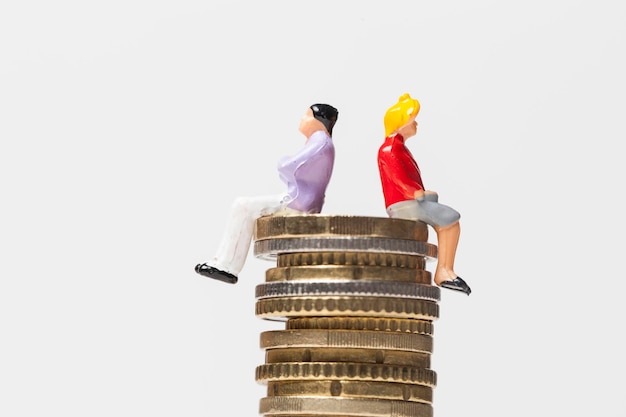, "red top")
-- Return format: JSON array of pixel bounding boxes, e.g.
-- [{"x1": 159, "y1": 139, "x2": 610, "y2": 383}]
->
[{"x1": 377, "y1": 133, "x2": 424, "y2": 208}]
